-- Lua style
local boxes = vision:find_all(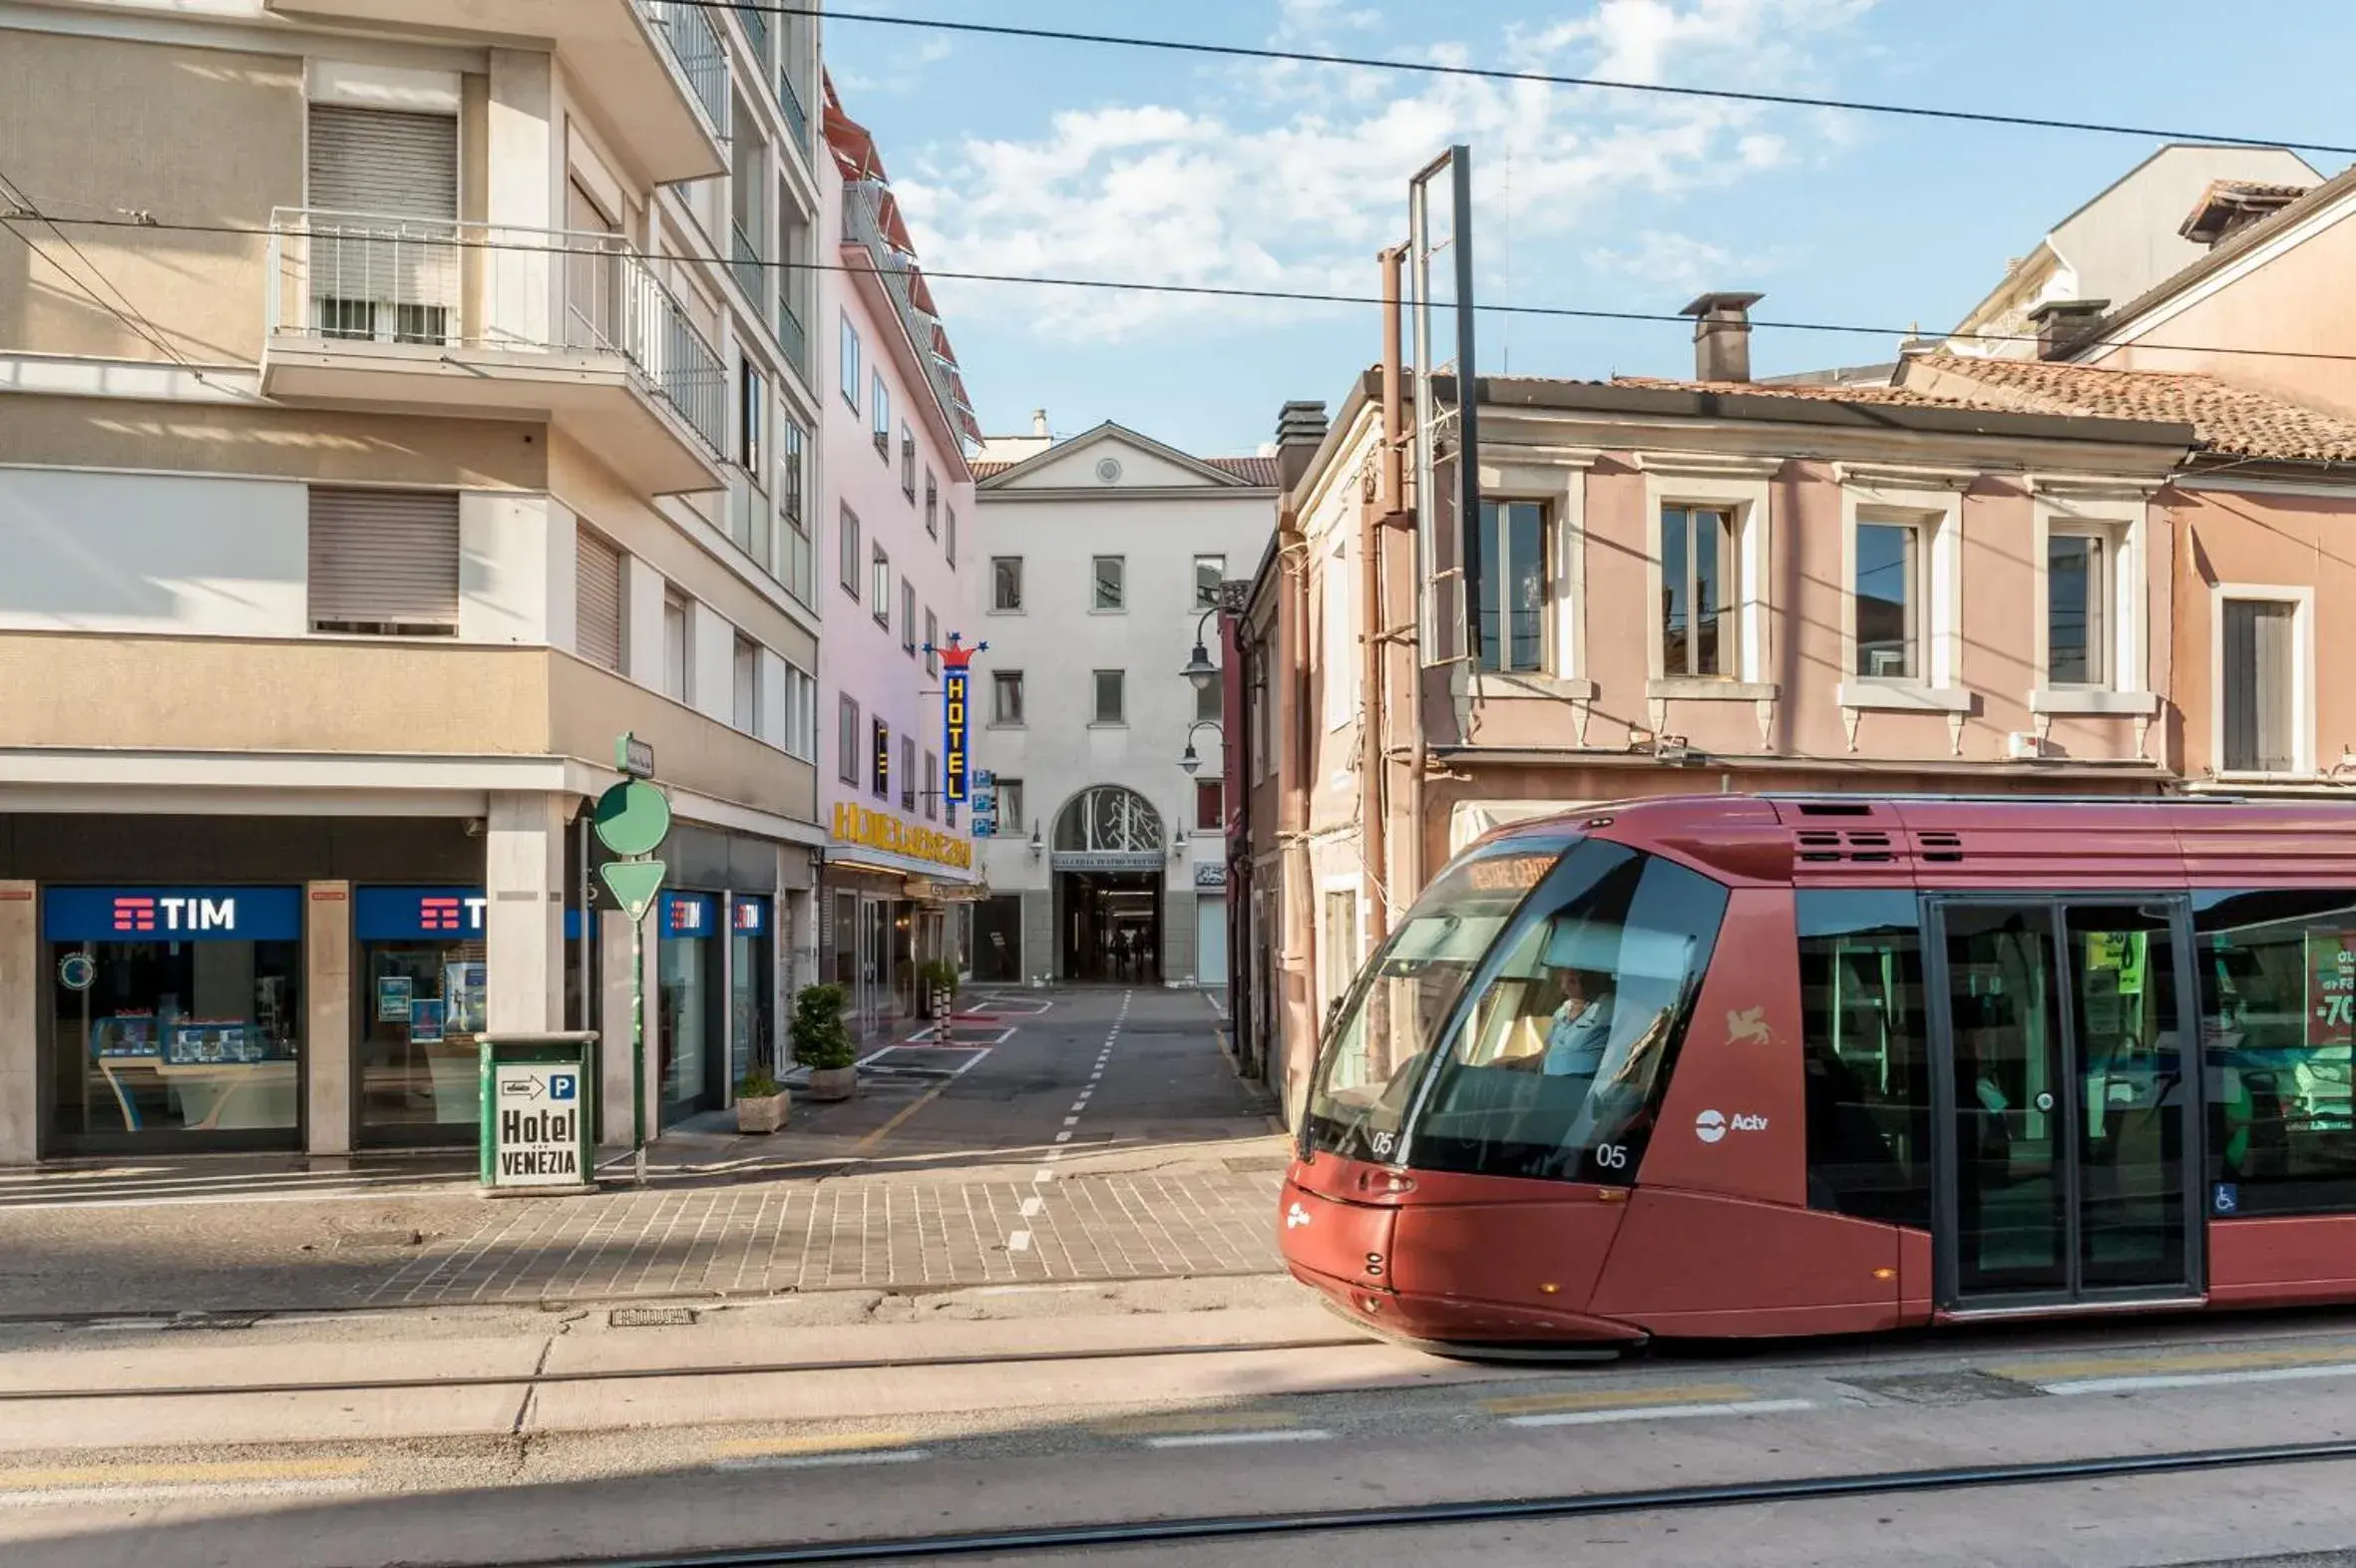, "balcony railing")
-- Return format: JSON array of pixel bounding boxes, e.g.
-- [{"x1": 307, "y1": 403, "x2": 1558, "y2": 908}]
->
[
  {"x1": 843, "y1": 181, "x2": 965, "y2": 437},
  {"x1": 640, "y1": 0, "x2": 730, "y2": 141},
  {"x1": 778, "y1": 66, "x2": 812, "y2": 155},
  {"x1": 266, "y1": 207, "x2": 727, "y2": 459},
  {"x1": 730, "y1": 218, "x2": 767, "y2": 311},
  {"x1": 778, "y1": 296, "x2": 807, "y2": 378},
  {"x1": 734, "y1": 1, "x2": 770, "y2": 62}
]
